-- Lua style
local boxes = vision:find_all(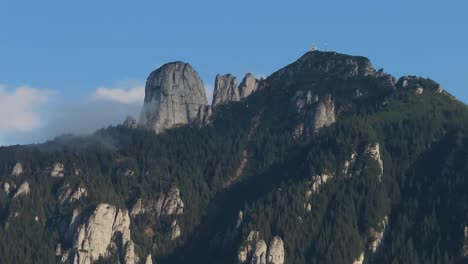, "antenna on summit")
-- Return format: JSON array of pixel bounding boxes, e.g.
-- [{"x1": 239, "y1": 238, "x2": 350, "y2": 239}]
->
[
  {"x1": 324, "y1": 41, "x2": 328, "y2": 51},
  {"x1": 311, "y1": 43, "x2": 318, "y2": 52}
]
